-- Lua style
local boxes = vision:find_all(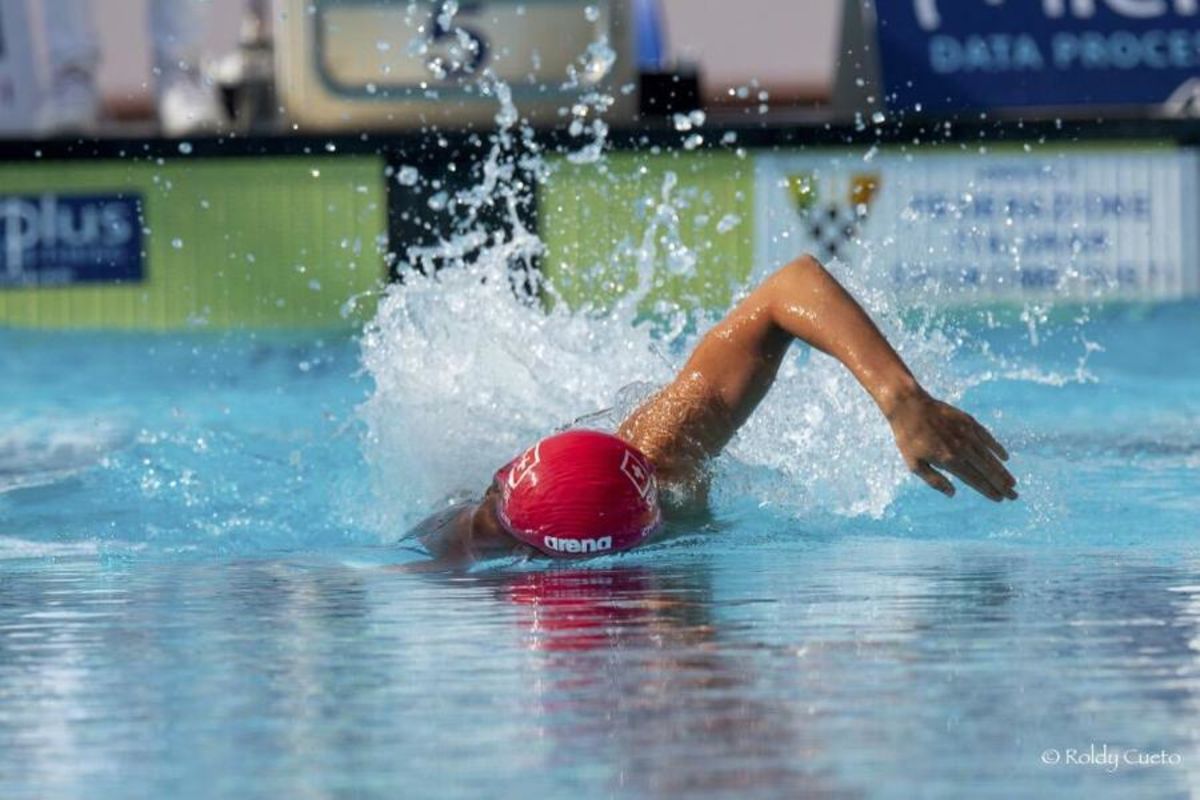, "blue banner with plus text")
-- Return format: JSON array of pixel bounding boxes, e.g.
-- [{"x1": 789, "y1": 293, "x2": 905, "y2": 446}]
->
[{"x1": 0, "y1": 194, "x2": 144, "y2": 288}]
